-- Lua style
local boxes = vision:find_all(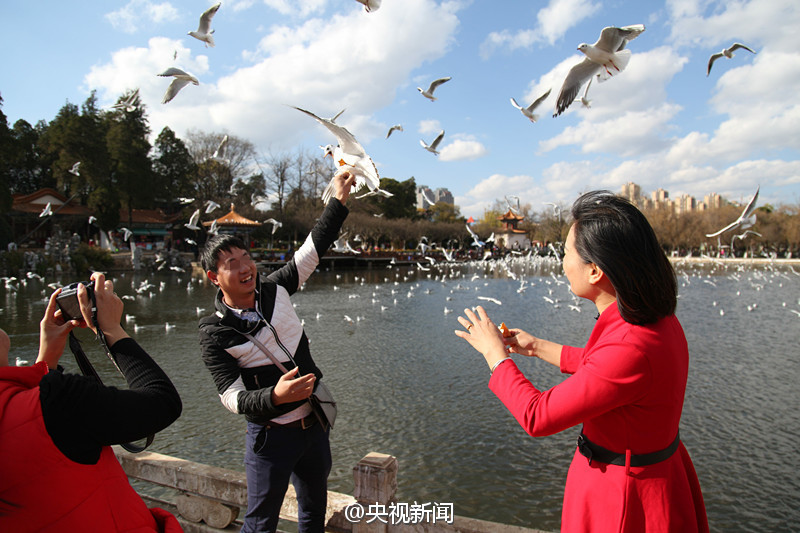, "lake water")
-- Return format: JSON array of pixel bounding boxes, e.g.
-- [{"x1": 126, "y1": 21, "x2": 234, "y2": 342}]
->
[{"x1": 3, "y1": 256, "x2": 799, "y2": 532}]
